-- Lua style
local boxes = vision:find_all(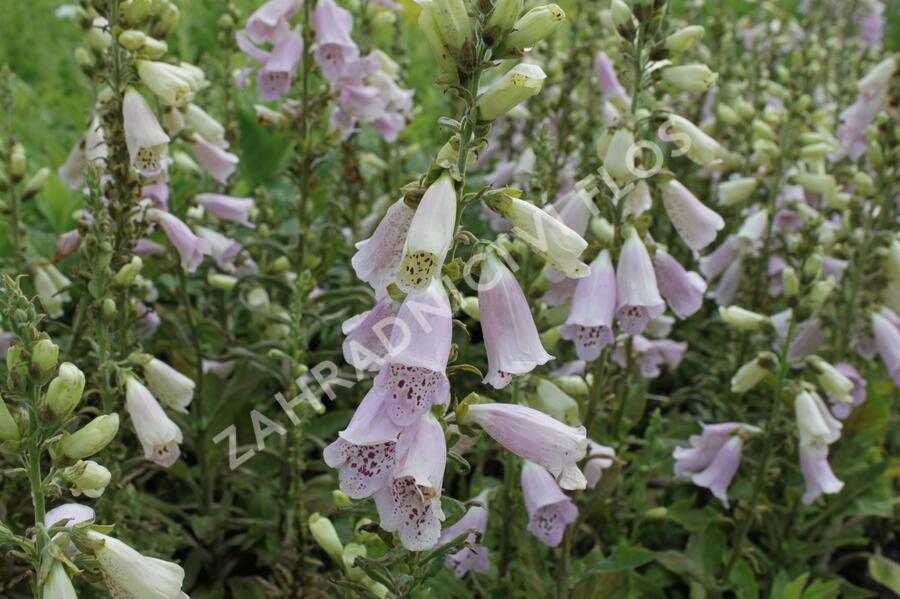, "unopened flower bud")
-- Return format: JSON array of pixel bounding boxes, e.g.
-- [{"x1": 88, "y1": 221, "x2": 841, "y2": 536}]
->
[
  {"x1": 63, "y1": 460, "x2": 111, "y2": 498},
  {"x1": 804, "y1": 276, "x2": 834, "y2": 313},
  {"x1": 604, "y1": 128, "x2": 635, "y2": 183},
  {"x1": 6, "y1": 345, "x2": 27, "y2": 390},
  {"x1": 800, "y1": 143, "x2": 831, "y2": 161},
  {"x1": 0, "y1": 394, "x2": 19, "y2": 441},
  {"x1": 734, "y1": 98, "x2": 755, "y2": 121},
  {"x1": 332, "y1": 489, "x2": 352, "y2": 508},
  {"x1": 643, "y1": 507, "x2": 668, "y2": 519},
  {"x1": 719, "y1": 306, "x2": 768, "y2": 331},
  {"x1": 716, "y1": 104, "x2": 741, "y2": 126},
  {"x1": 803, "y1": 253, "x2": 822, "y2": 281},
  {"x1": 665, "y1": 25, "x2": 704, "y2": 54},
  {"x1": 74, "y1": 46, "x2": 94, "y2": 69},
  {"x1": 477, "y1": 63, "x2": 547, "y2": 121},
  {"x1": 887, "y1": 239, "x2": 900, "y2": 282},
  {"x1": 795, "y1": 173, "x2": 835, "y2": 195},
  {"x1": 123, "y1": 0, "x2": 155, "y2": 24},
  {"x1": 731, "y1": 353, "x2": 775, "y2": 393},
  {"x1": 853, "y1": 171, "x2": 875, "y2": 196},
  {"x1": 208, "y1": 273, "x2": 238, "y2": 291},
  {"x1": 418, "y1": 1, "x2": 458, "y2": 75},
  {"x1": 610, "y1": 0, "x2": 632, "y2": 27},
  {"x1": 590, "y1": 216, "x2": 615, "y2": 243},
  {"x1": 56, "y1": 414, "x2": 120, "y2": 459},
  {"x1": 751, "y1": 119, "x2": 777, "y2": 142},
  {"x1": 114, "y1": 256, "x2": 143, "y2": 287},
  {"x1": 140, "y1": 37, "x2": 169, "y2": 59},
  {"x1": 807, "y1": 356, "x2": 853, "y2": 404},
  {"x1": 666, "y1": 114, "x2": 722, "y2": 167},
  {"x1": 342, "y1": 543, "x2": 368, "y2": 582},
  {"x1": 539, "y1": 325, "x2": 560, "y2": 350},
  {"x1": 533, "y1": 379, "x2": 579, "y2": 424},
  {"x1": 782, "y1": 266, "x2": 799, "y2": 298},
  {"x1": 22, "y1": 168, "x2": 51, "y2": 199},
  {"x1": 662, "y1": 64, "x2": 716, "y2": 93},
  {"x1": 31, "y1": 338, "x2": 59, "y2": 382},
  {"x1": 9, "y1": 143, "x2": 26, "y2": 181},
  {"x1": 102, "y1": 298, "x2": 118, "y2": 321},
  {"x1": 503, "y1": 4, "x2": 566, "y2": 51},
  {"x1": 45, "y1": 363, "x2": 86, "y2": 417},
  {"x1": 717, "y1": 177, "x2": 757, "y2": 206},
  {"x1": 486, "y1": 0, "x2": 522, "y2": 41},
  {"x1": 432, "y1": 0, "x2": 472, "y2": 51},
  {"x1": 309, "y1": 513, "x2": 344, "y2": 562},
  {"x1": 118, "y1": 30, "x2": 147, "y2": 50}
]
